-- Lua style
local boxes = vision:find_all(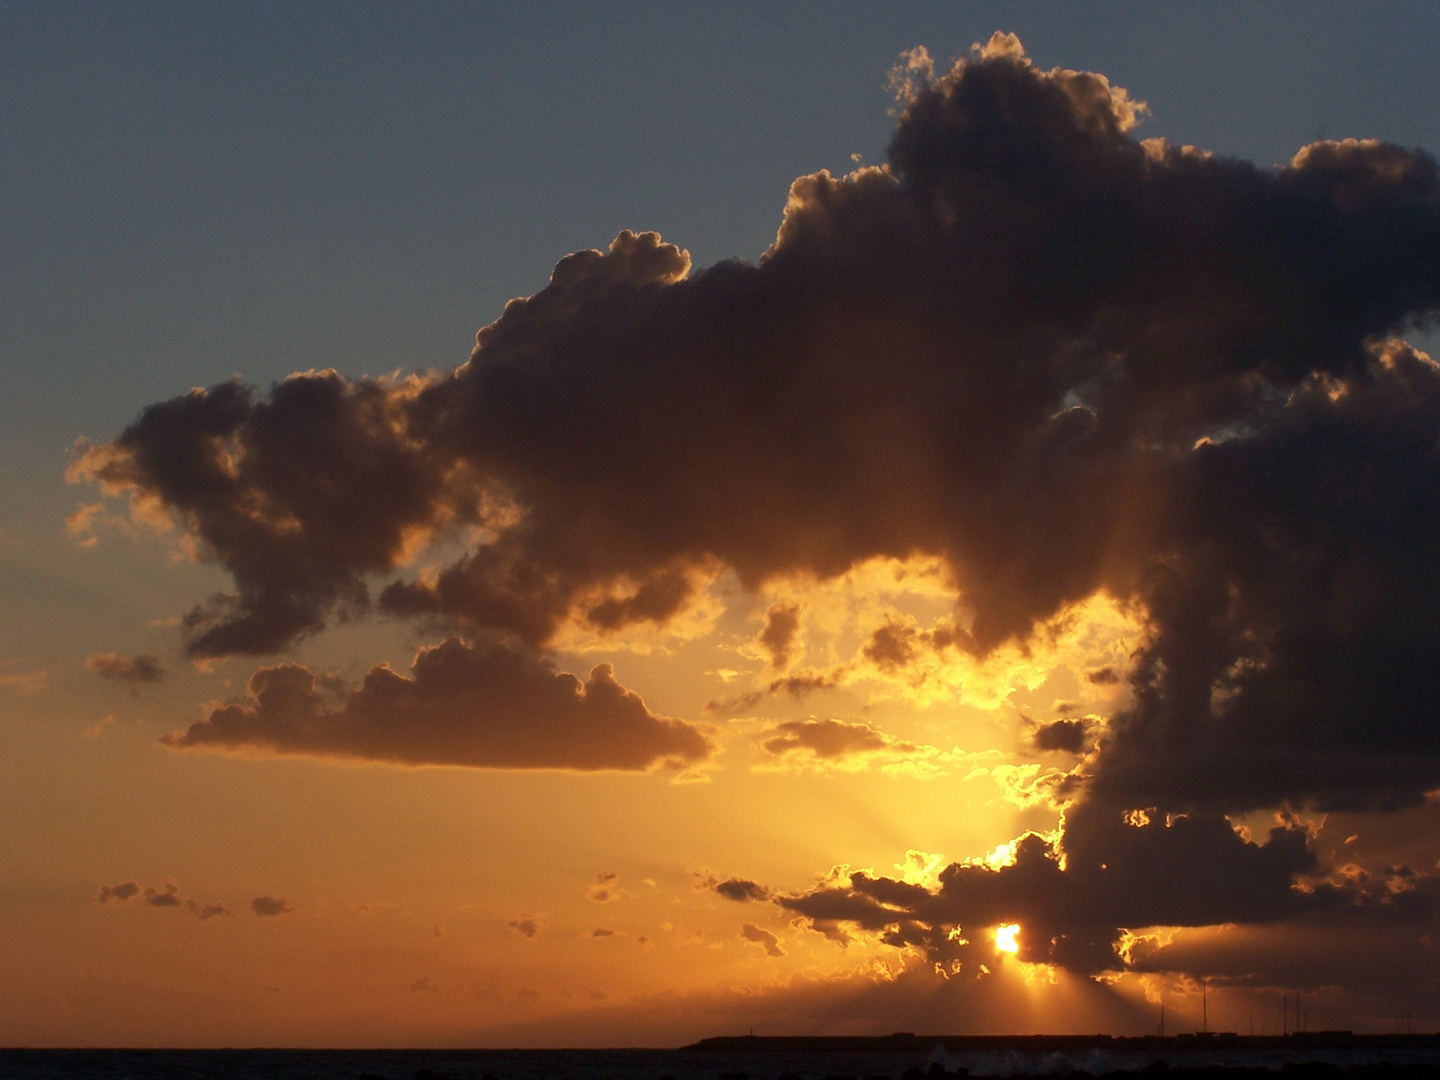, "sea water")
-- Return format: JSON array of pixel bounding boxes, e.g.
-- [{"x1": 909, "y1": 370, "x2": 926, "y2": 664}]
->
[{"x1": 4, "y1": 1045, "x2": 1440, "y2": 1080}]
